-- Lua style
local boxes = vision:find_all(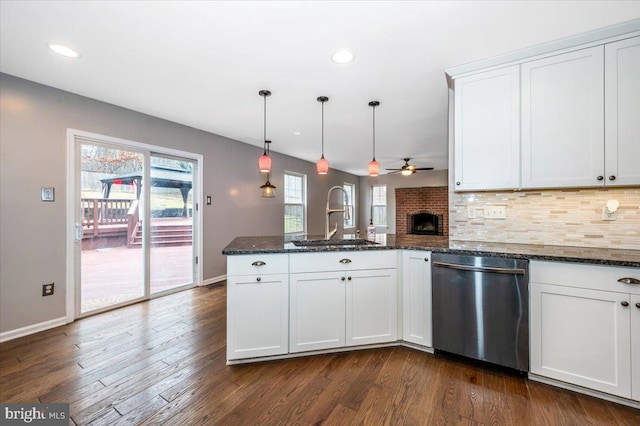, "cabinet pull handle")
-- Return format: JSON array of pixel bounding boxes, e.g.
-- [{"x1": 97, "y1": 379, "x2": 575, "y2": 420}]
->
[
  {"x1": 636, "y1": 303, "x2": 640, "y2": 309},
  {"x1": 609, "y1": 175, "x2": 616, "y2": 181},
  {"x1": 348, "y1": 276, "x2": 352, "y2": 281},
  {"x1": 251, "y1": 261, "x2": 266, "y2": 266},
  {"x1": 341, "y1": 277, "x2": 346, "y2": 281},
  {"x1": 617, "y1": 277, "x2": 640, "y2": 285},
  {"x1": 256, "y1": 277, "x2": 261, "y2": 282},
  {"x1": 339, "y1": 258, "x2": 352, "y2": 264},
  {"x1": 621, "y1": 301, "x2": 629, "y2": 307},
  {"x1": 597, "y1": 176, "x2": 604, "y2": 181}
]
